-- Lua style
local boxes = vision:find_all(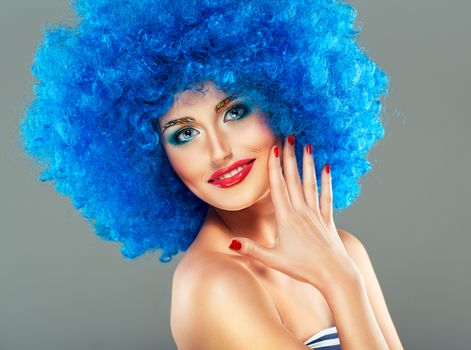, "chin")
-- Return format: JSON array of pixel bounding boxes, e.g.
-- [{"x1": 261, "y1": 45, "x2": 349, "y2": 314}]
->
[
  {"x1": 206, "y1": 180, "x2": 271, "y2": 211},
  {"x1": 184, "y1": 155, "x2": 271, "y2": 210}
]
